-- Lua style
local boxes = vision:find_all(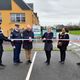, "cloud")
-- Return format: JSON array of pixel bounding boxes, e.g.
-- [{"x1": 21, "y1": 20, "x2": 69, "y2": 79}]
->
[{"x1": 24, "y1": 0, "x2": 80, "y2": 25}]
